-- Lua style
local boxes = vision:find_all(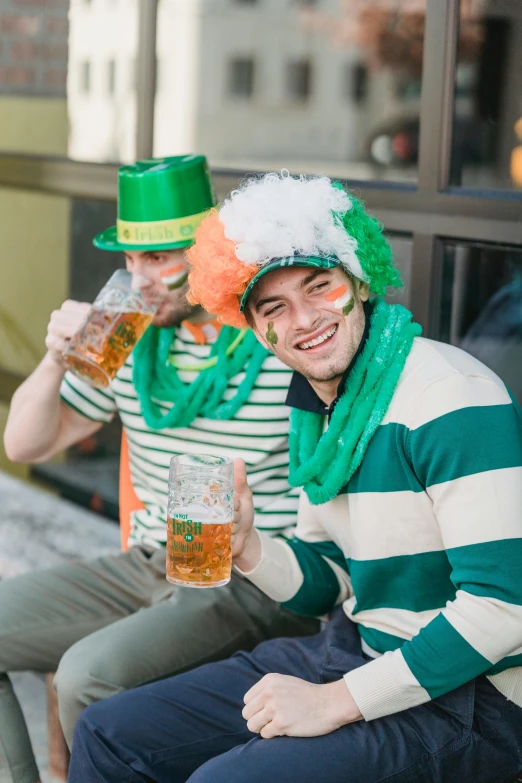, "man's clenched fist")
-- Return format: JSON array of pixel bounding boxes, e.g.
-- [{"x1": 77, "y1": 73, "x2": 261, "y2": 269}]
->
[{"x1": 45, "y1": 300, "x2": 91, "y2": 364}]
